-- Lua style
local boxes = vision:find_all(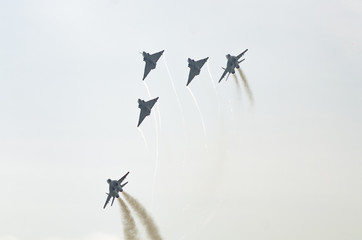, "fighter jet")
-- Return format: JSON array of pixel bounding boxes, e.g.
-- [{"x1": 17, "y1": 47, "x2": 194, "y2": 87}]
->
[
  {"x1": 142, "y1": 50, "x2": 164, "y2": 80},
  {"x1": 103, "y1": 172, "x2": 129, "y2": 209},
  {"x1": 218, "y1": 49, "x2": 248, "y2": 83},
  {"x1": 137, "y1": 97, "x2": 159, "y2": 127},
  {"x1": 186, "y1": 57, "x2": 209, "y2": 86}
]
